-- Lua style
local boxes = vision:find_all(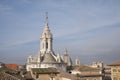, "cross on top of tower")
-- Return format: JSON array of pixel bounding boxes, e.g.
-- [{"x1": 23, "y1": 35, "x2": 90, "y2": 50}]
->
[{"x1": 46, "y1": 12, "x2": 48, "y2": 23}]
